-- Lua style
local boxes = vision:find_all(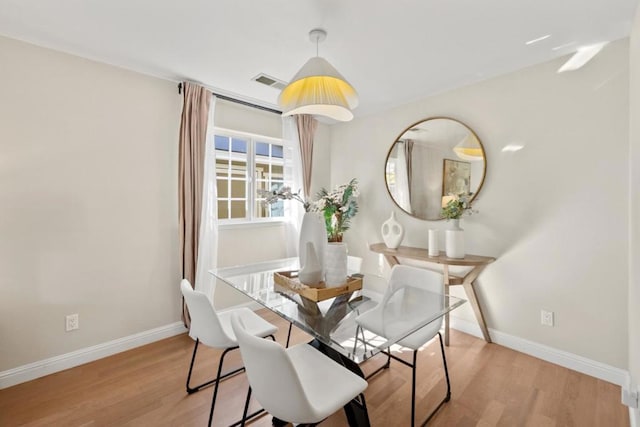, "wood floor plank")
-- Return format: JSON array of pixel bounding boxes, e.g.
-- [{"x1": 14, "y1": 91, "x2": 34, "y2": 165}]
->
[{"x1": 0, "y1": 310, "x2": 629, "y2": 427}]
